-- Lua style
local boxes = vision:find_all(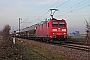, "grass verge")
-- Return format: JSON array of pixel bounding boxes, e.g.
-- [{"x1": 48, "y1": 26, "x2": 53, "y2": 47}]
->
[{"x1": 16, "y1": 39, "x2": 73, "y2": 60}]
